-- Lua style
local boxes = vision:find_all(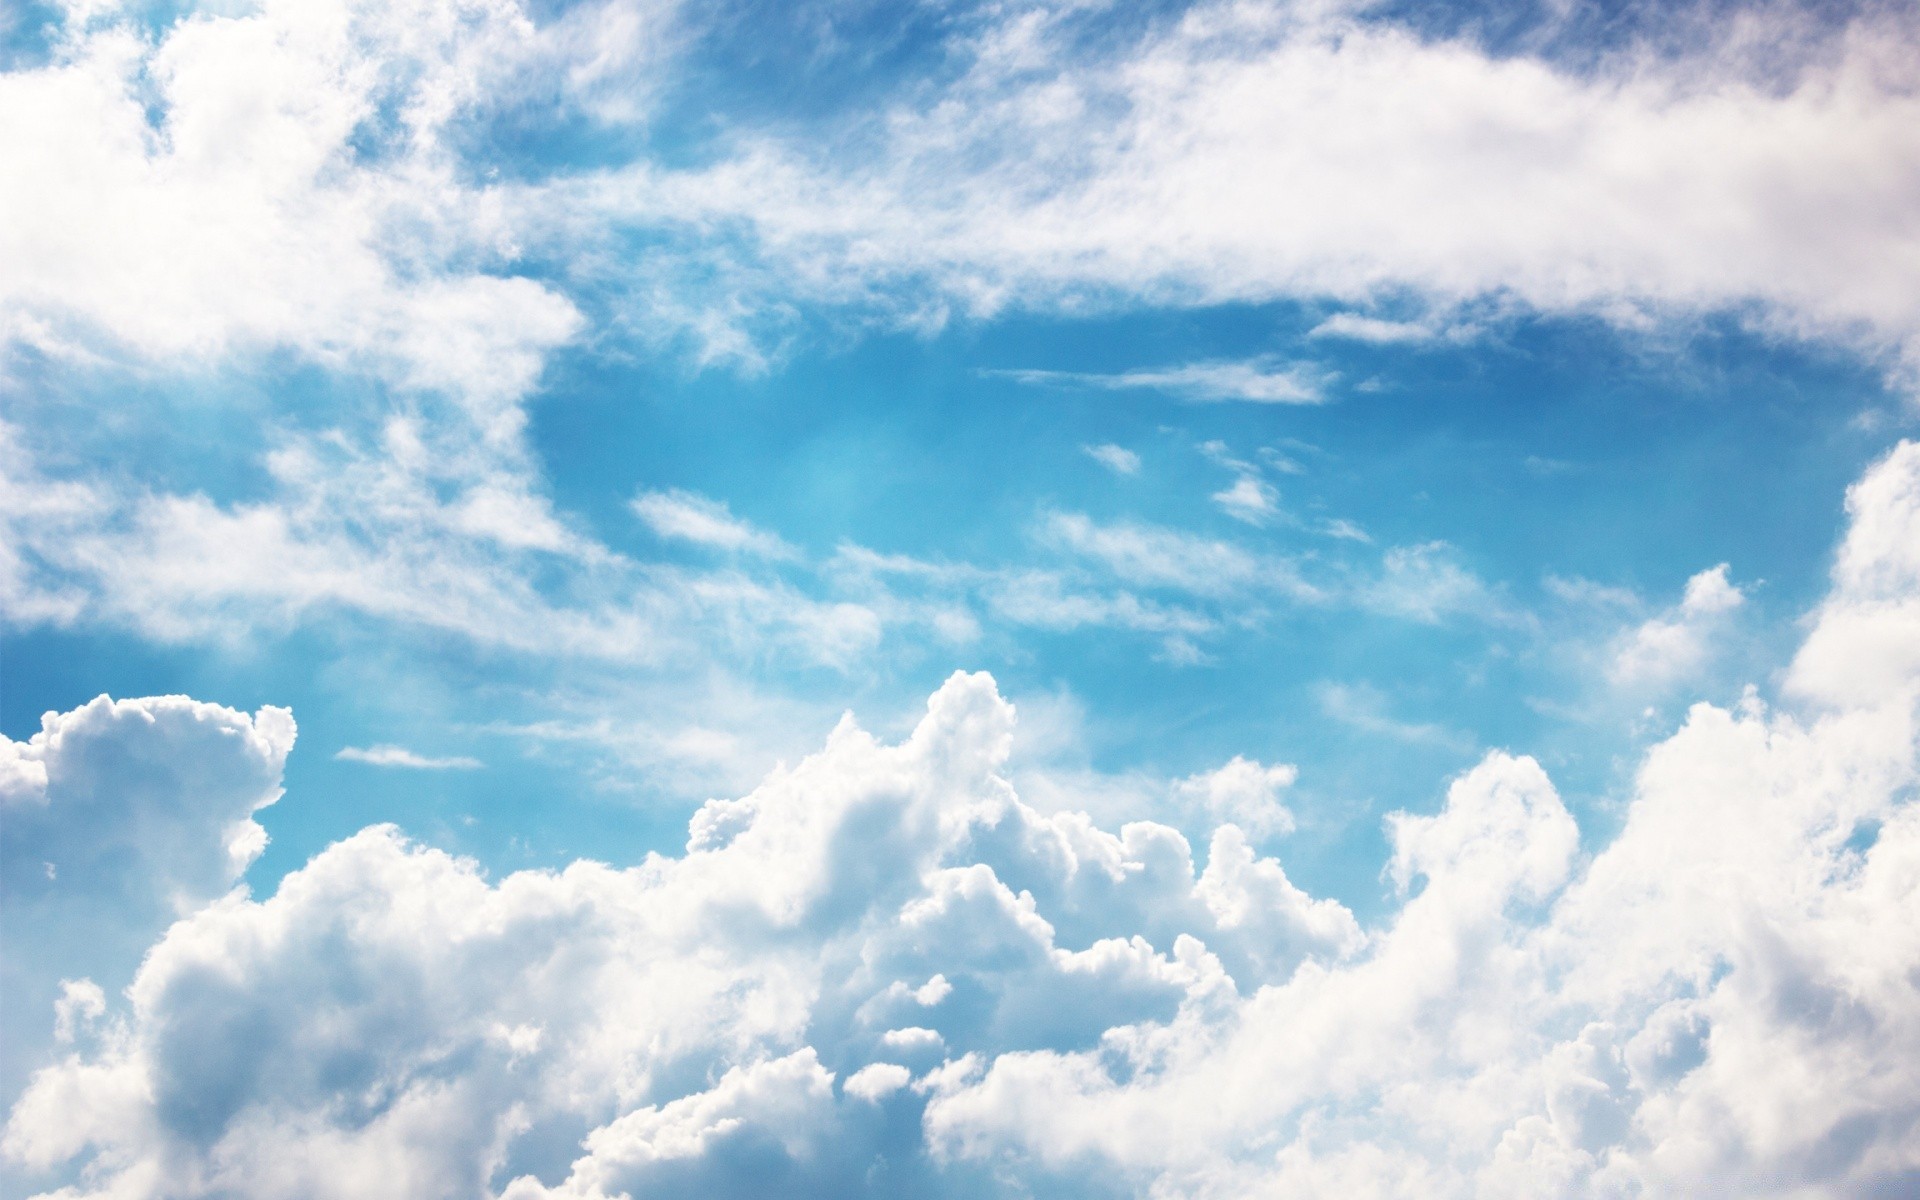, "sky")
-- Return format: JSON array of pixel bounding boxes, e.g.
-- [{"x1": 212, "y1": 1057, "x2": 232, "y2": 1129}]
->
[{"x1": 2, "y1": 0, "x2": 1919, "y2": 1196}]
